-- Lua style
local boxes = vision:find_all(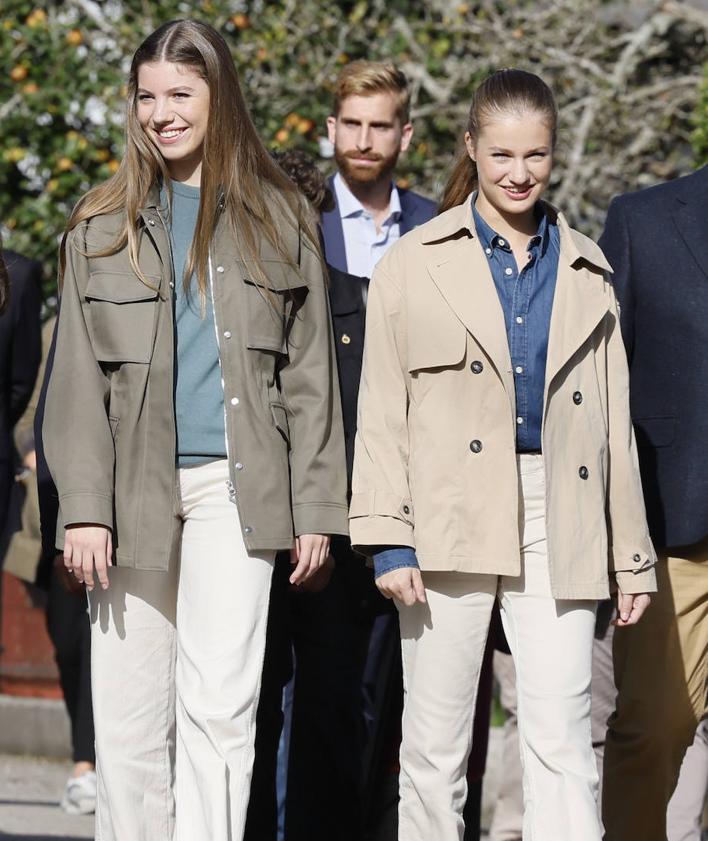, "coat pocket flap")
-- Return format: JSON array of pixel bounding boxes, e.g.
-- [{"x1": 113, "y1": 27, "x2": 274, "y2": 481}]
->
[
  {"x1": 407, "y1": 323, "x2": 467, "y2": 373},
  {"x1": 86, "y1": 271, "x2": 160, "y2": 303},
  {"x1": 242, "y1": 261, "x2": 307, "y2": 293},
  {"x1": 633, "y1": 416, "x2": 676, "y2": 449},
  {"x1": 349, "y1": 491, "x2": 414, "y2": 524}
]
